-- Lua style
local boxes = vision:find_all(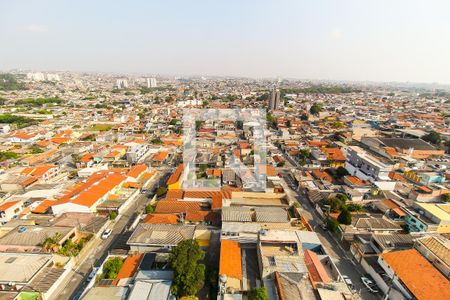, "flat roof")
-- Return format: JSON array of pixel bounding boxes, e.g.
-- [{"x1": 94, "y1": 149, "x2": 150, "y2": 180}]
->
[{"x1": 418, "y1": 203, "x2": 450, "y2": 221}]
